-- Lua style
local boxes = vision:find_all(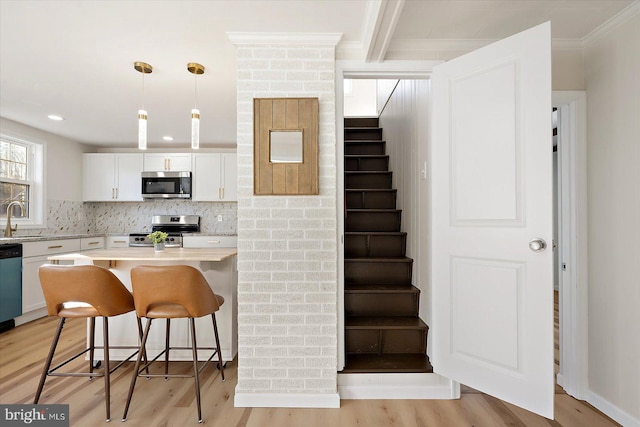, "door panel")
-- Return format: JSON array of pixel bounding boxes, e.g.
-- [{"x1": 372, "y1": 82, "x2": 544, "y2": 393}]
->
[
  {"x1": 451, "y1": 61, "x2": 521, "y2": 224},
  {"x1": 432, "y1": 22, "x2": 553, "y2": 418}
]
